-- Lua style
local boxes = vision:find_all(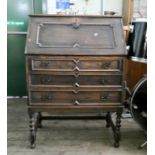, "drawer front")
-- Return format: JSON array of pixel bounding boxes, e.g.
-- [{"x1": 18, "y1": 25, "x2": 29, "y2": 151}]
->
[
  {"x1": 30, "y1": 74, "x2": 122, "y2": 86},
  {"x1": 78, "y1": 59, "x2": 121, "y2": 71},
  {"x1": 31, "y1": 57, "x2": 122, "y2": 72},
  {"x1": 32, "y1": 59, "x2": 75, "y2": 71},
  {"x1": 30, "y1": 91, "x2": 122, "y2": 105}
]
